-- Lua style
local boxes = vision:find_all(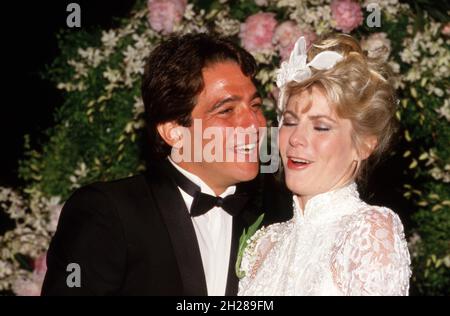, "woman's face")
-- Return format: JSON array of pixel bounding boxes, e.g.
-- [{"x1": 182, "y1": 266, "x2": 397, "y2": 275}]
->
[{"x1": 279, "y1": 85, "x2": 358, "y2": 205}]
